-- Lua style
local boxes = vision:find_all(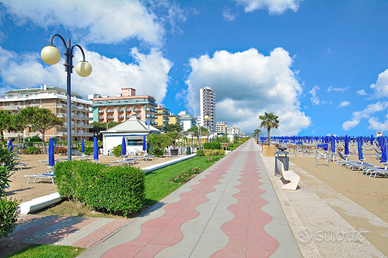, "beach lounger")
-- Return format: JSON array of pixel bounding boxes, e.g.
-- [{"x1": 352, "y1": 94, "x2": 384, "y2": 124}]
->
[
  {"x1": 24, "y1": 171, "x2": 55, "y2": 184},
  {"x1": 15, "y1": 163, "x2": 28, "y2": 170}
]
